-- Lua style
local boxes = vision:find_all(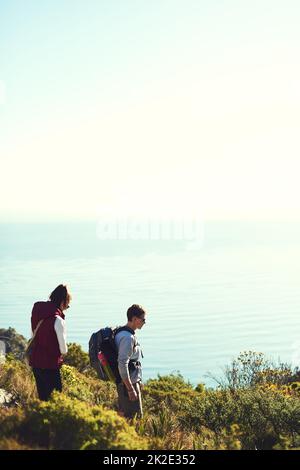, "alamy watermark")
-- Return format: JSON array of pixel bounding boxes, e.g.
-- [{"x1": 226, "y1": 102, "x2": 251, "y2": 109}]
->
[{"x1": 96, "y1": 216, "x2": 204, "y2": 245}]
